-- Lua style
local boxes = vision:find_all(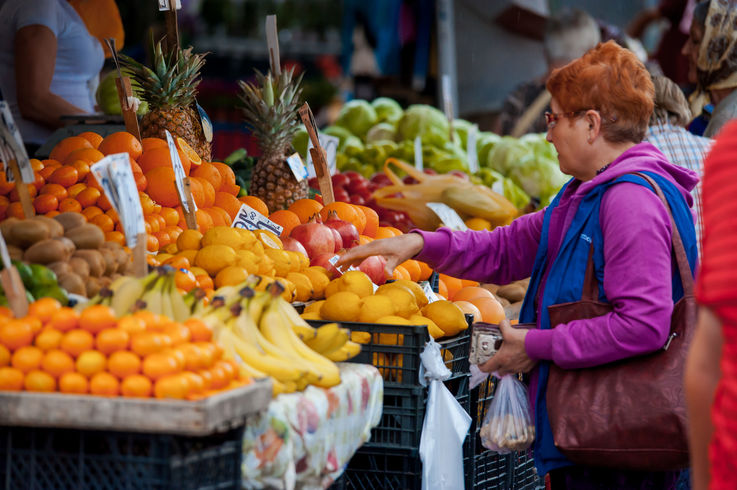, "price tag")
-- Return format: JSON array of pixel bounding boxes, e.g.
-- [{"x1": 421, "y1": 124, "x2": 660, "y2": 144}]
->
[
  {"x1": 286, "y1": 152, "x2": 308, "y2": 182},
  {"x1": 158, "y1": 0, "x2": 181, "y2": 10},
  {"x1": 0, "y1": 102, "x2": 34, "y2": 183},
  {"x1": 306, "y1": 133, "x2": 339, "y2": 177},
  {"x1": 91, "y1": 154, "x2": 146, "y2": 248},
  {"x1": 427, "y1": 202, "x2": 468, "y2": 231},
  {"x1": 265, "y1": 15, "x2": 281, "y2": 76},
  {"x1": 0, "y1": 229, "x2": 12, "y2": 270},
  {"x1": 231, "y1": 203, "x2": 284, "y2": 236},
  {"x1": 414, "y1": 136, "x2": 423, "y2": 171},
  {"x1": 419, "y1": 280, "x2": 440, "y2": 304},
  {"x1": 165, "y1": 130, "x2": 196, "y2": 213},
  {"x1": 467, "y1": 124, "x2": 479, "y2": 174},
  {"x1": 491, "y1": 180, "x2": 504, "y2": 196}
]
